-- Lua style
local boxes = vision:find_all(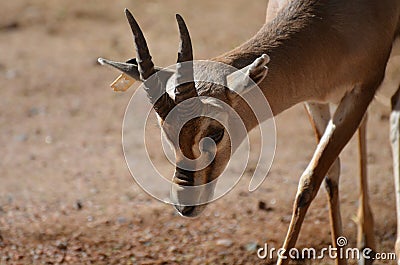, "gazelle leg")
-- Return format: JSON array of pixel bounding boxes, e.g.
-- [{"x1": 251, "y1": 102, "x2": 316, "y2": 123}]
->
[
  {"x1": 304, "y1": 102, "x2": 346, "y2": 265},
  {"x1": 390, "y1": 87, "x2": 400, "y2": 263},
  {"x1": 357, "y1": 114, "x2": 376, "y2": 265},
  {"x1": 277, "y1": 85, "x2": 377, "y2": 265}
]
